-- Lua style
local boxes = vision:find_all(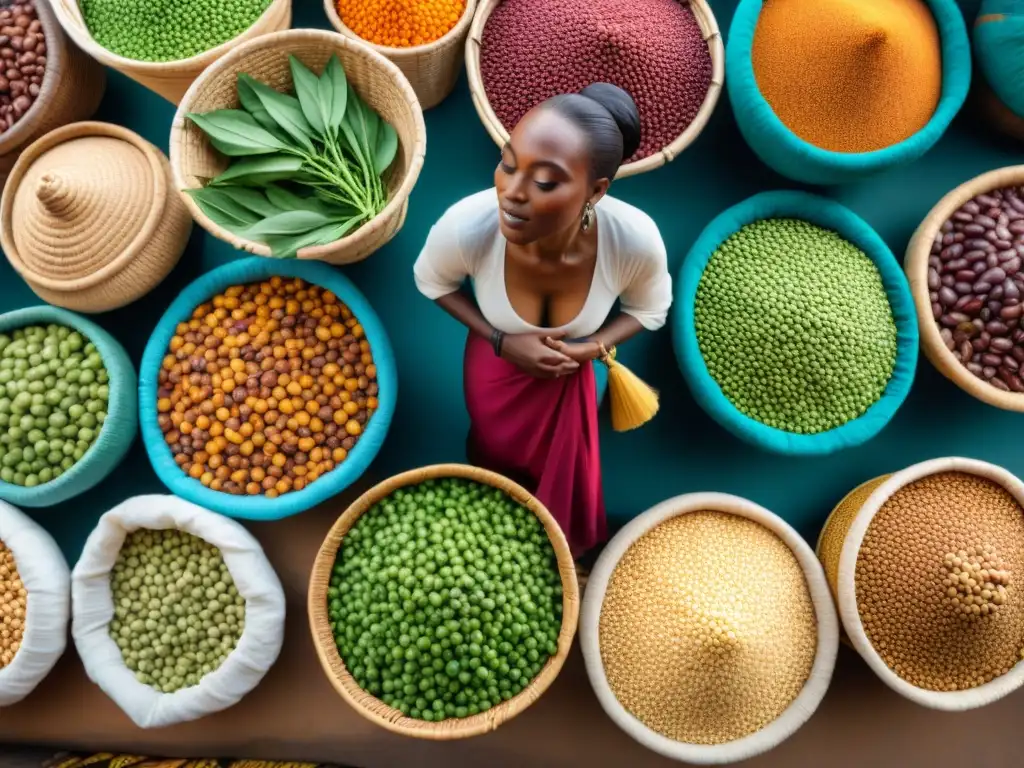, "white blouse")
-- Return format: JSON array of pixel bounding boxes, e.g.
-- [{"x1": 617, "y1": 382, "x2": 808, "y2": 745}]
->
[{"x1": 413, "y1": 189, "x2": 673, "y2": 338}]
